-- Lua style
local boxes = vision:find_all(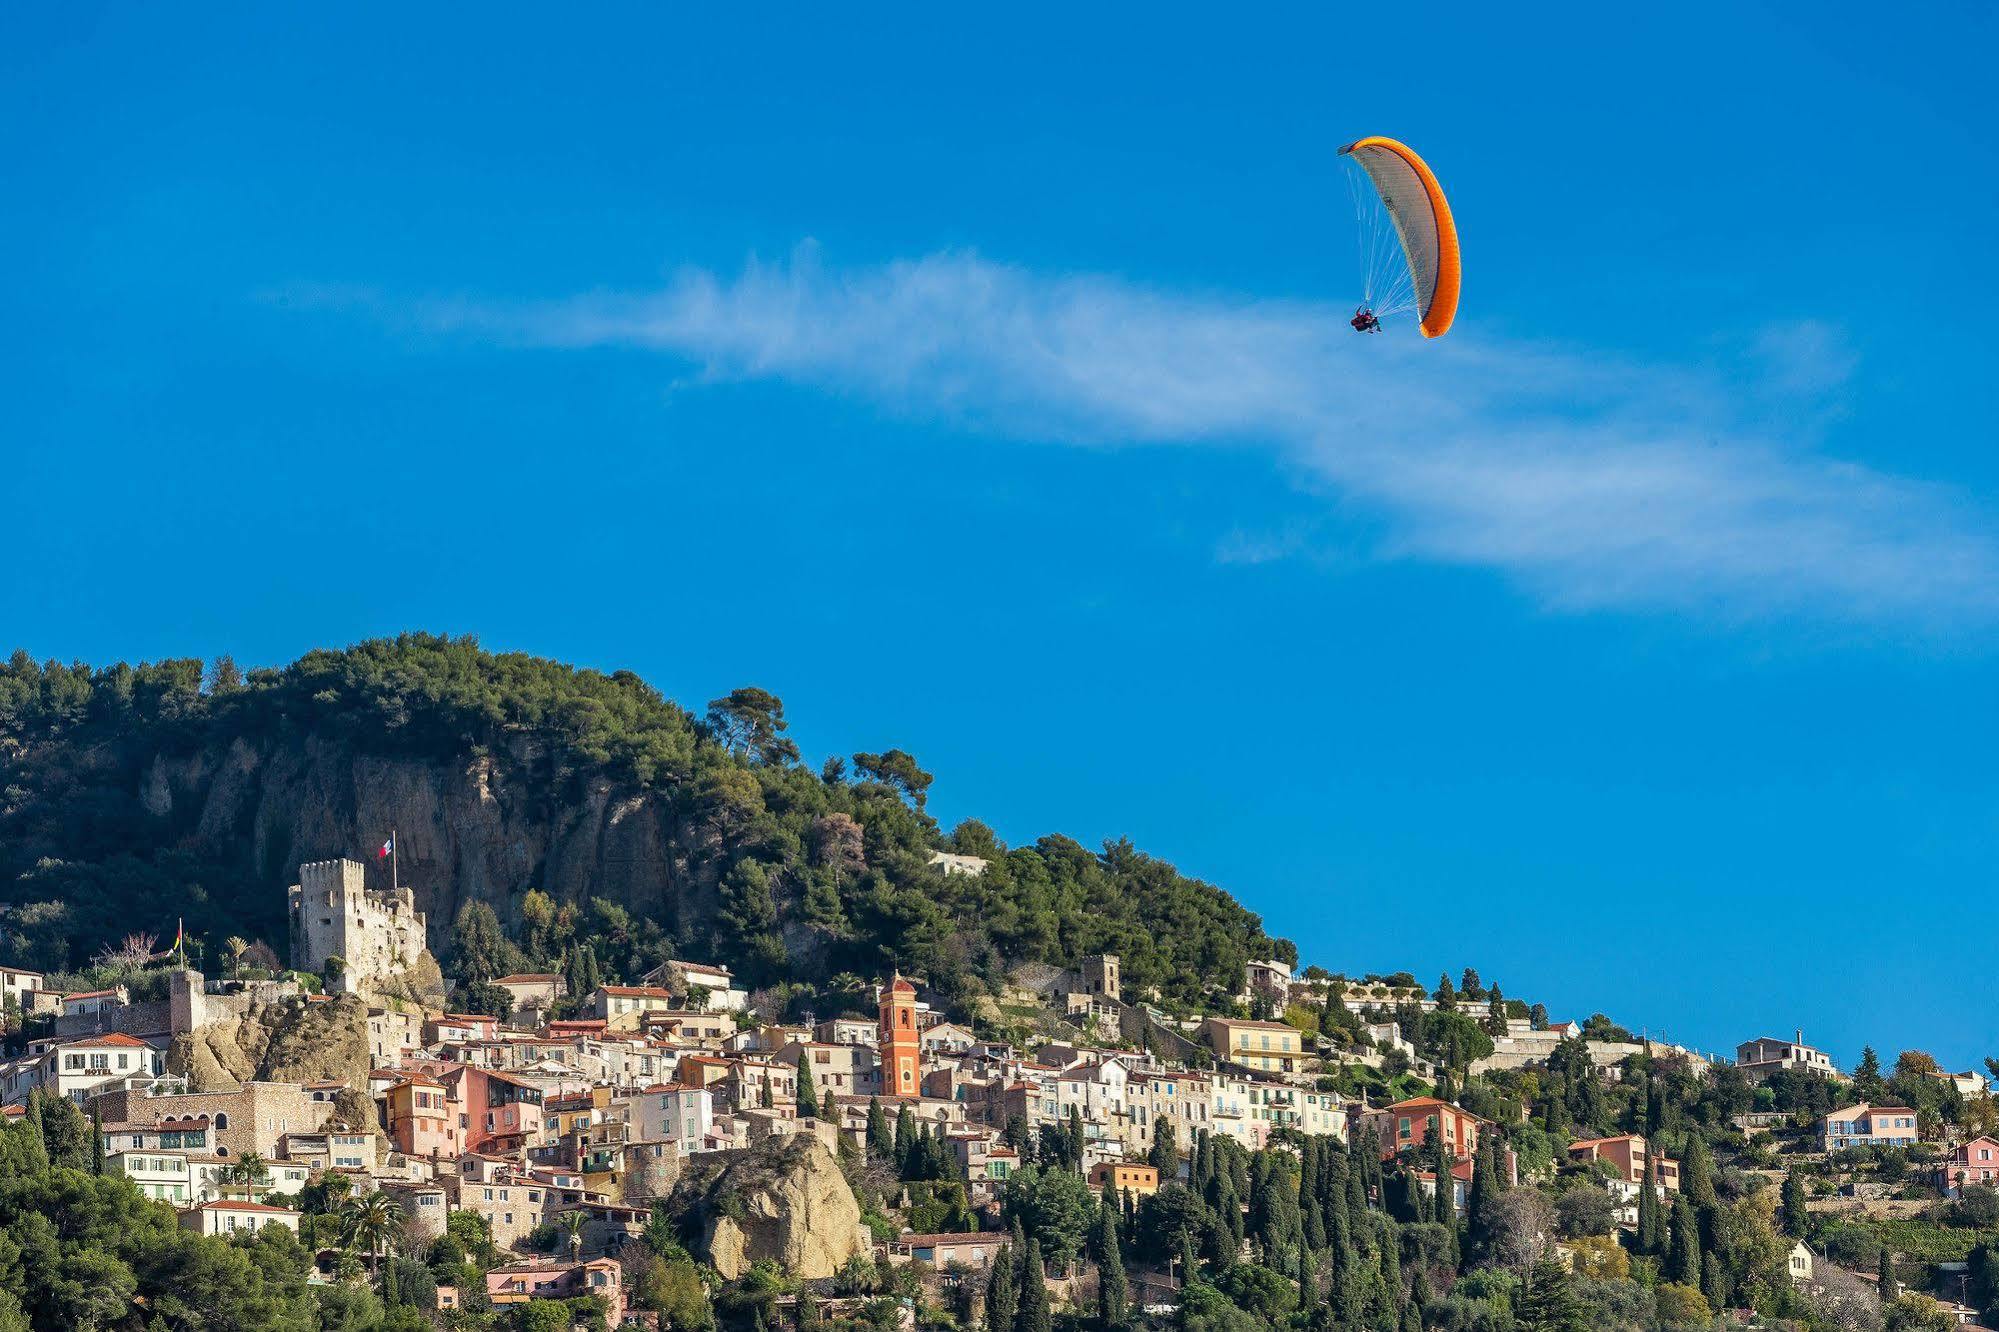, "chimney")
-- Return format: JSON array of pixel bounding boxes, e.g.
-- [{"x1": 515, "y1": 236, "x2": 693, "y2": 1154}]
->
[{"x1": 1795, "y1": 1029, "x2": 1803, "y2": 1046}]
